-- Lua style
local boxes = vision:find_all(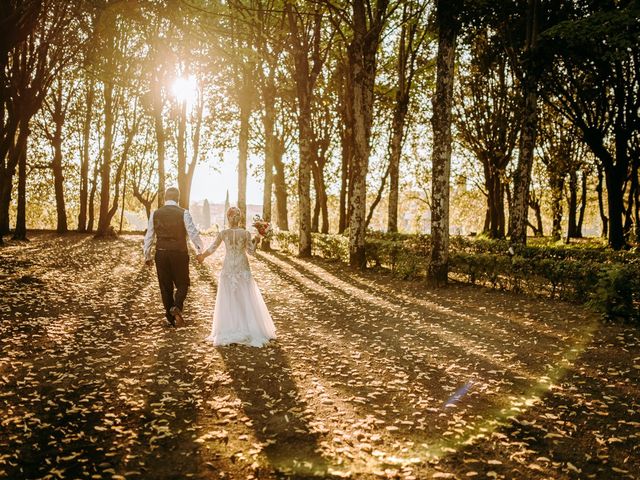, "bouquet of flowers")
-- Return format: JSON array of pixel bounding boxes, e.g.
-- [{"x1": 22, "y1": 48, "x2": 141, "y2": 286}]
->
[{"x1": 252, "y1": 215, "x2": 273, "y2": 239}]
